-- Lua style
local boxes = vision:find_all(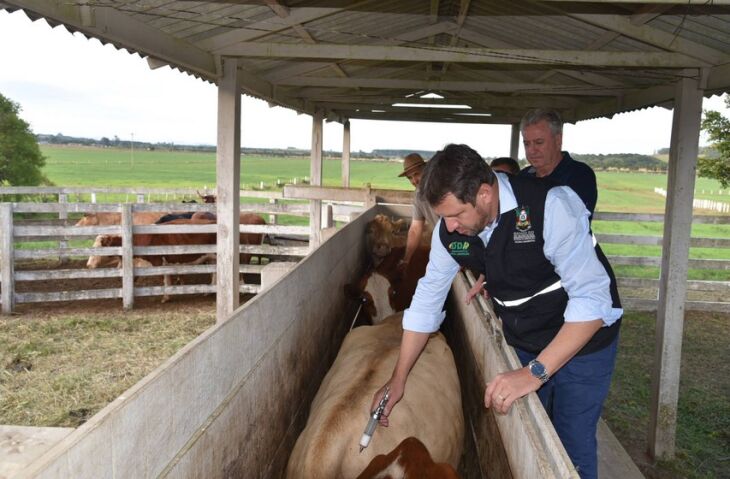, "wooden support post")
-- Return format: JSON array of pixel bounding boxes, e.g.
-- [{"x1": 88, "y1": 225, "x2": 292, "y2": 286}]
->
[
  {"x1": 323, "y1": 204, "x2": 334, "y2": 229},
  {"x1": 510, "y1": 123, "x2": 520, "y2": 160},
  {"x1": 91, "y1": 192, "x2": 97, "y2": 203},
  {"x1": 1, "y1": 203, "x2": 15, "y2": 315},
  {"x1": 649, "y1": 75, "x2": 704, "y2": 460},
  {"x1": 121, "y1": 204, "x2": 134, "y2": 311},
  {"x1": 216, "y1": 57, "x2": 241, "y2": 322},
  {"x1": 136, "y1": 194, "x2": 145, "y2": 203},
  {"x1": 58, "y1": 193, "x2": 68, "y2": 264},
  {"x1": 342, "y1": 120, "x2": 351, "y2": 188},
  {"x1": 309, "y1": 108, "x2": 324, "y2": 250},
  {"x1": 269, "y1": 198, "x2": 277, "y2": 225}
]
